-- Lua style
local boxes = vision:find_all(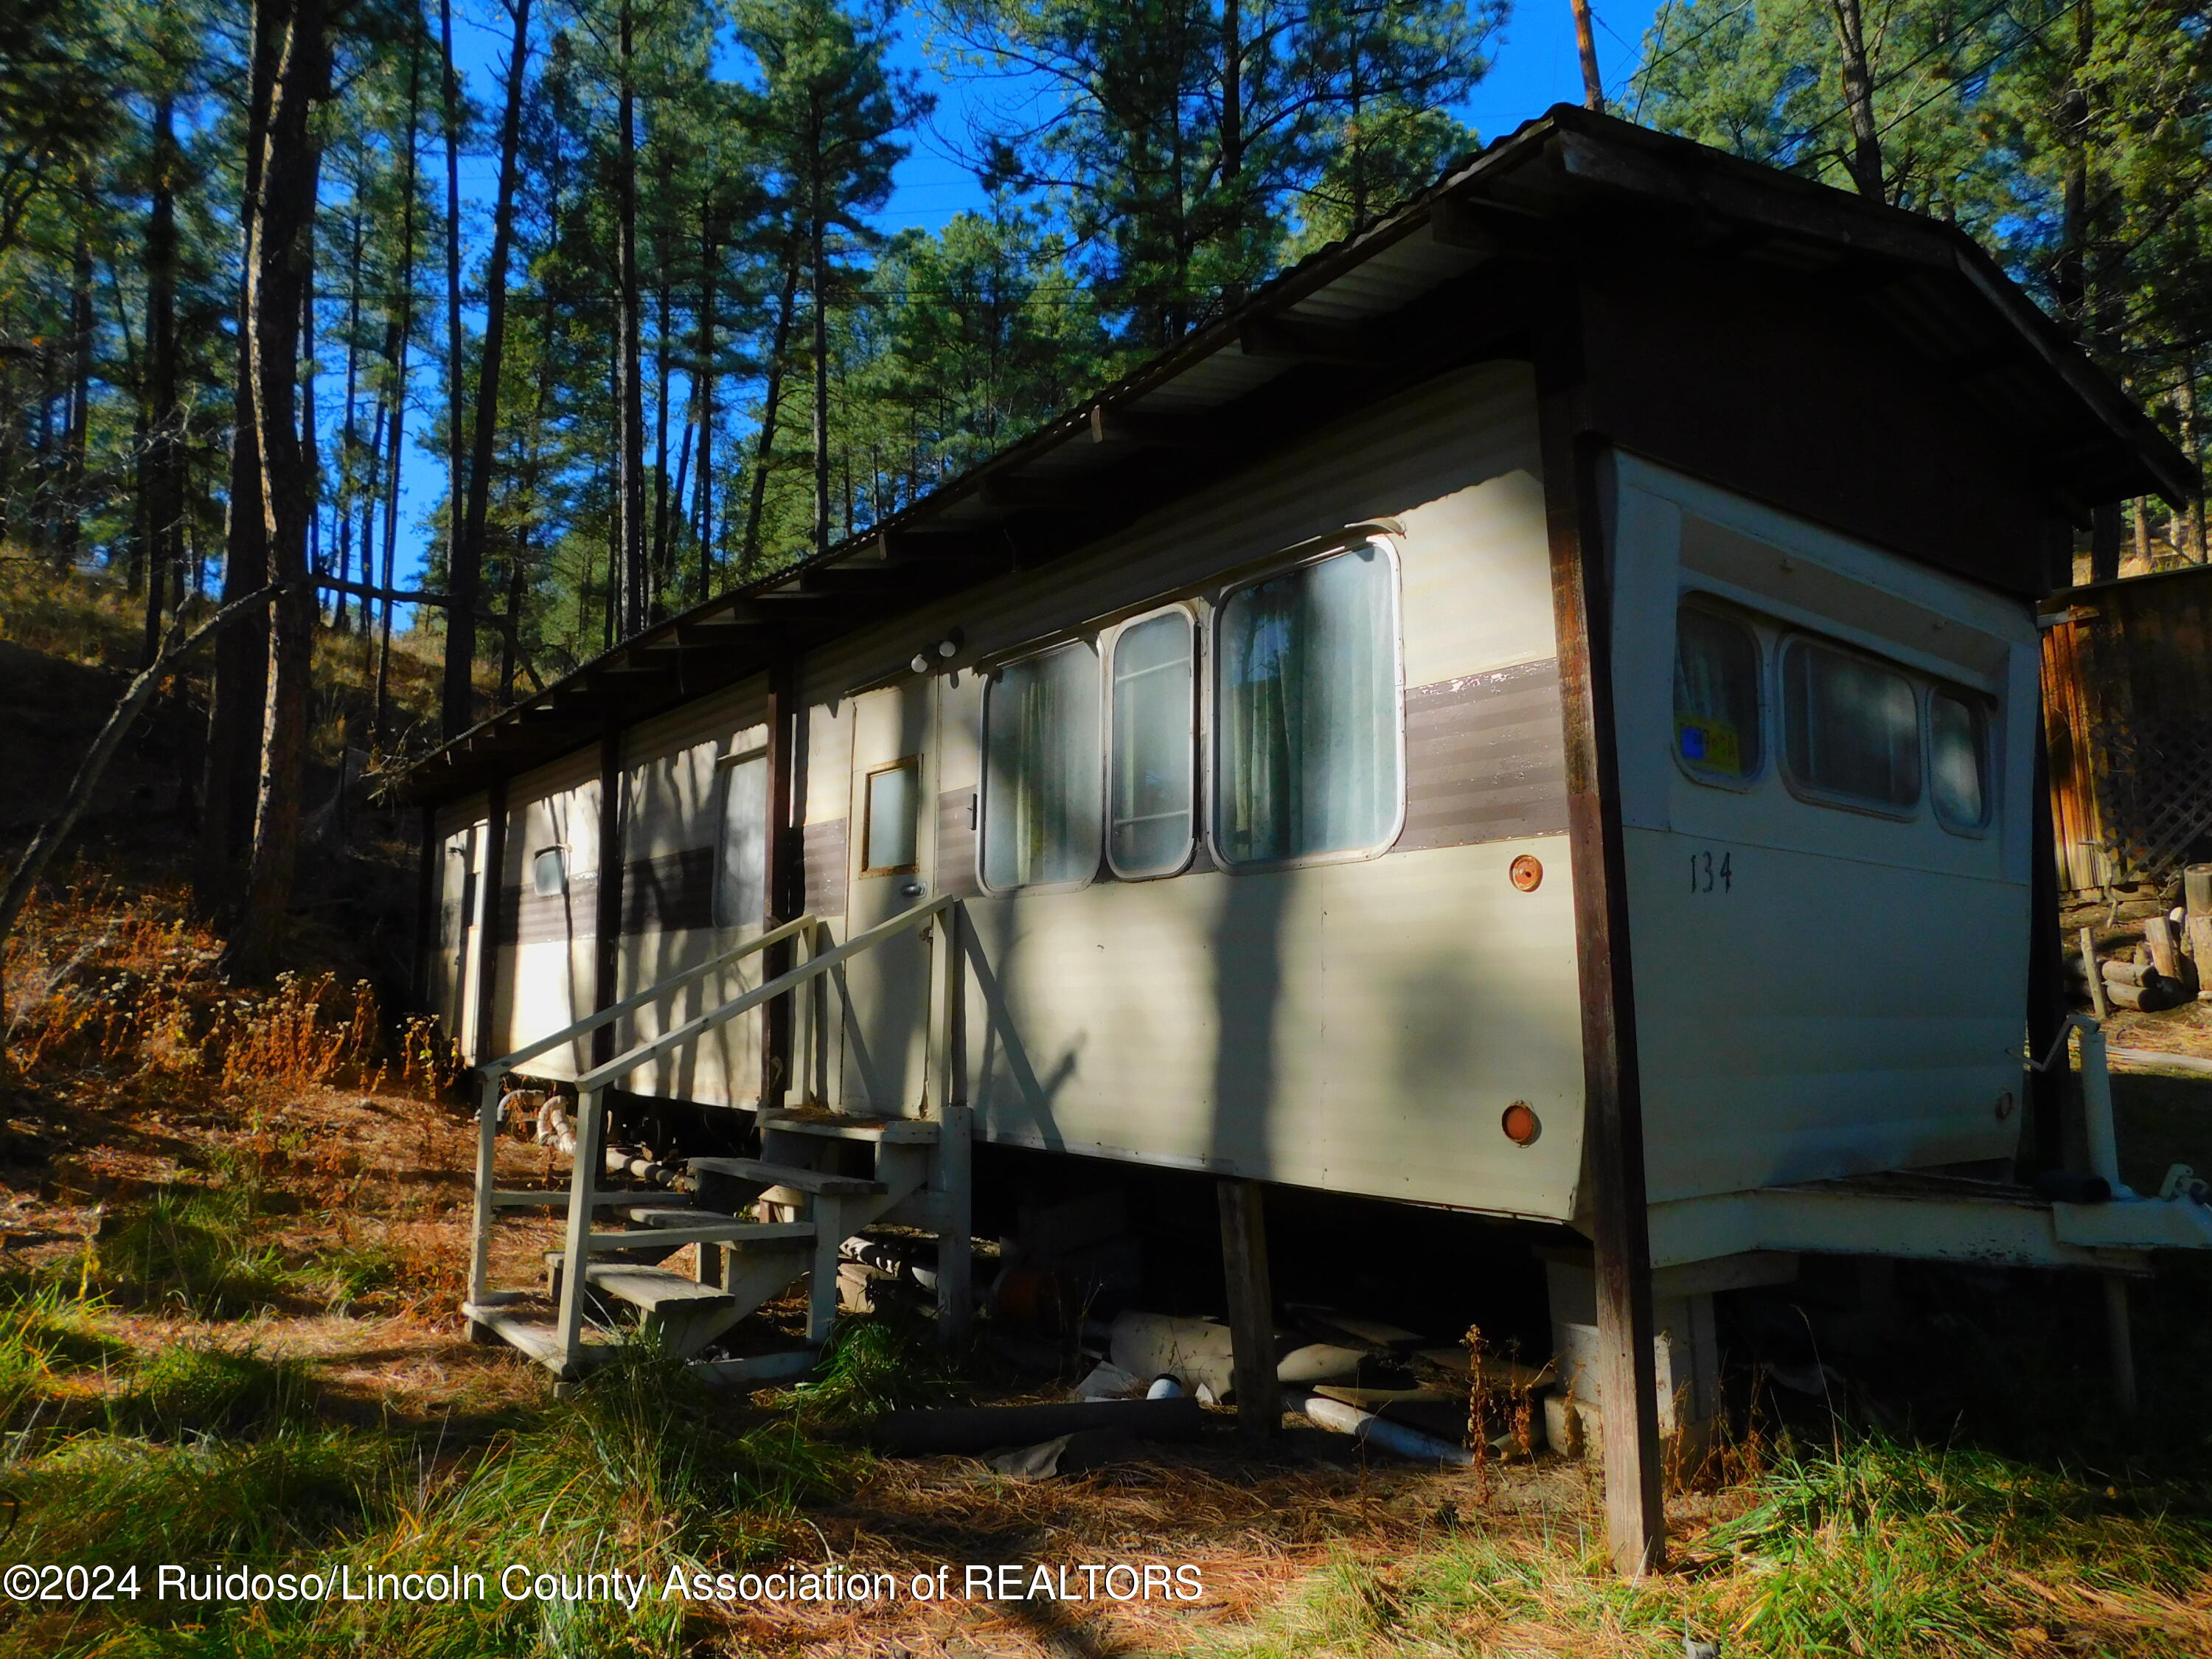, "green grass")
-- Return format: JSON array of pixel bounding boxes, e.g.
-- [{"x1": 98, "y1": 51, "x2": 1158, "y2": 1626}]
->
[
  {"x1": 110, "y1": 1343, "x2": 316, "y2": 1439},
  {"x1": 0, "y1": 1329, "x2": 861, "y2": 1659},
  {"x1": 89, "y1": 1183, "x2": 305, "y2": 1319},
  {"x1": 1203, "y1": 1430, "x2": 2212, "y2": 1659}
]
